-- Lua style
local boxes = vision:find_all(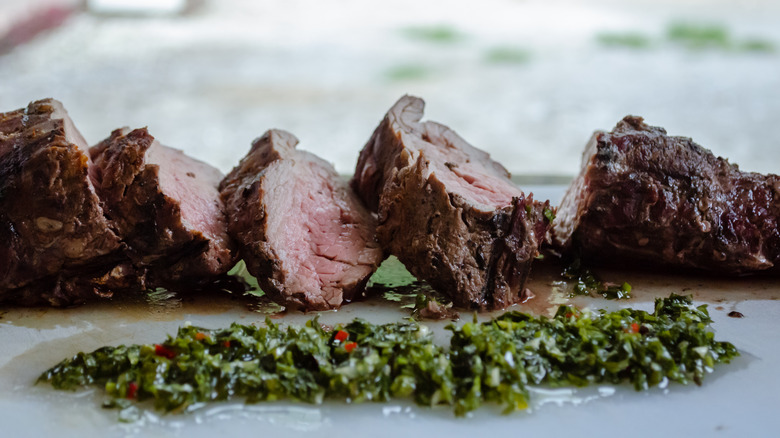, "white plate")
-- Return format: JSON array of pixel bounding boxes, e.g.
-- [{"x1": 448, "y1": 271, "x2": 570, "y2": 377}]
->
[{"x1": 1, "y1": 186, "x2": 779, "y2": 437}]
